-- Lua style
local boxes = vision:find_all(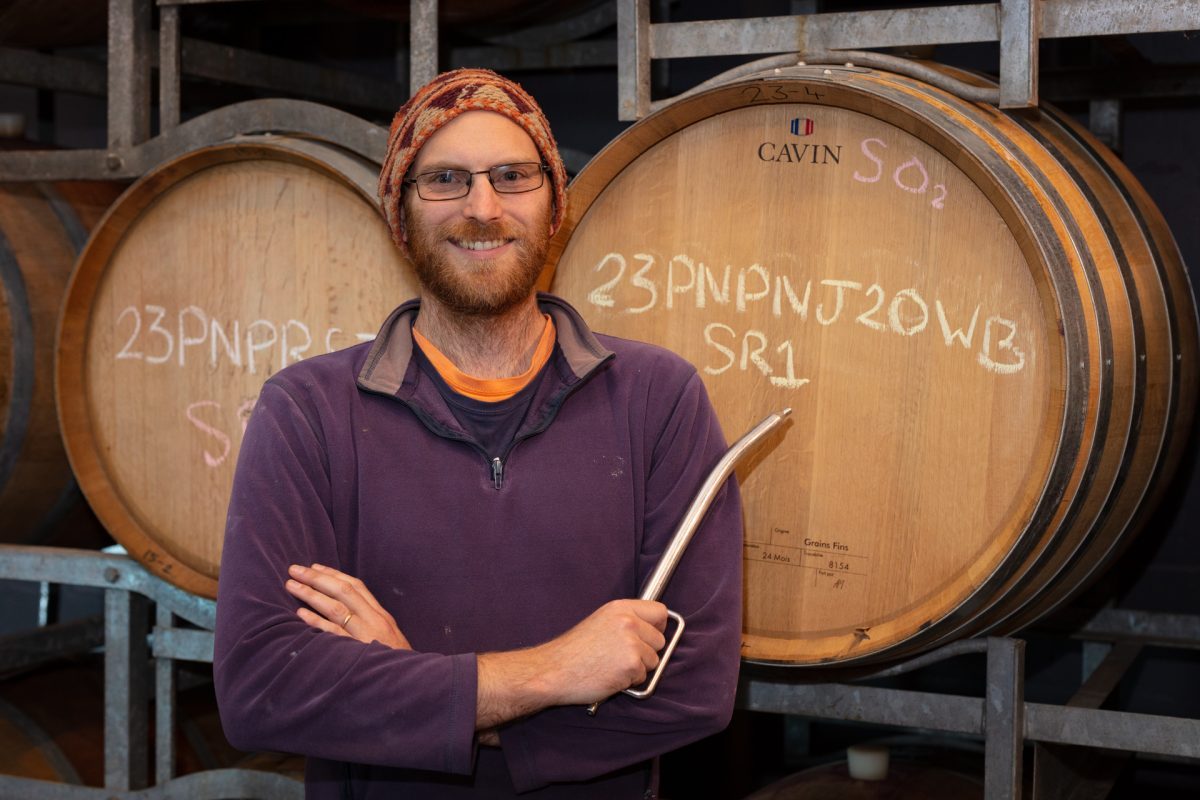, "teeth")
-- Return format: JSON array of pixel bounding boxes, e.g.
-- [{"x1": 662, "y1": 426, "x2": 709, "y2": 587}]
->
[{"x1": 456, "y1": 239, "x2": 506, "y2": 251}]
